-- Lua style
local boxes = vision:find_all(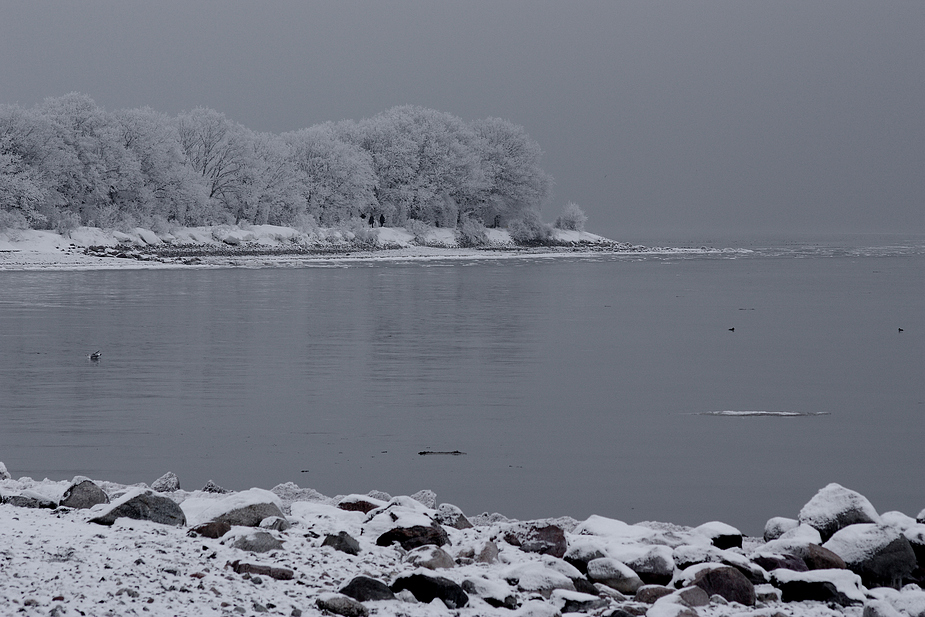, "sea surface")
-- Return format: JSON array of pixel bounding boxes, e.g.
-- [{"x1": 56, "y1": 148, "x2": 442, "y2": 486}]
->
[{"x1": 1, "y1": 235, "x2": 923, "y2": 534}]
